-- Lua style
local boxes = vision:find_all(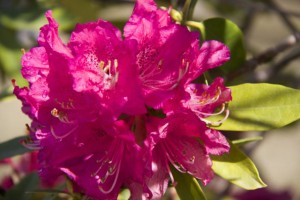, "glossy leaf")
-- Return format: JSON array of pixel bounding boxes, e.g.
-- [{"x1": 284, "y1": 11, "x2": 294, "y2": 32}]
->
[
  {"x1": 209, "y1": 83, "x2": 300, "y2": 131},
  {"x1": 212, "y1": 141, "x2": 266, "y2": 190},
  {"x1": 117, "y1": 189, "x2": 130, "y2": 200},
  {"x1": 232, "y1": 136, "x2": 263, "y2": 145},
  {"x1": 0, "y1": 136, "x2": 32, "y2": 160},
  {"x1": 0, "y1": 6, "x2": 73, "y2": 30},
  {"x1": 186, "y1": 18, "x2": 246, "y2": 74},
  {"x1": 172, "y1": 168, "x2": 206, "y2": 200}
]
